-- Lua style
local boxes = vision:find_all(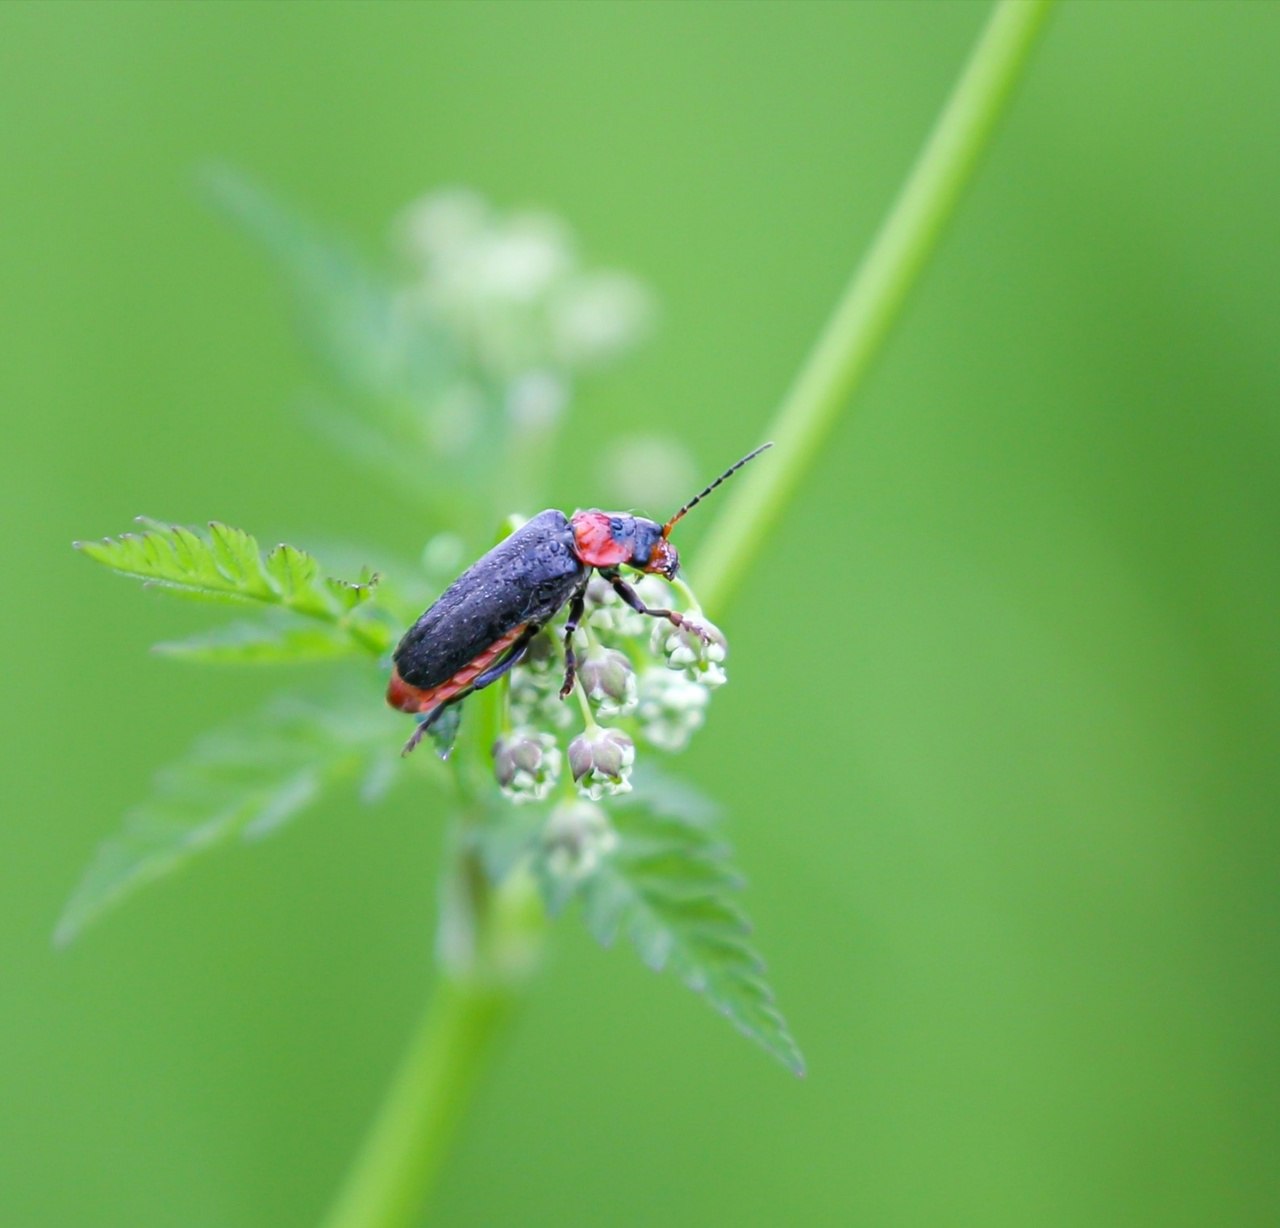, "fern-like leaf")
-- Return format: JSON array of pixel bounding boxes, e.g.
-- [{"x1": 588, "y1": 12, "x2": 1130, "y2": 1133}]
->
[
  {"x1": 75, "y1": 519, "x2": 391, "y2": 656},
  {"x1": 578, "y1": 805, "x2": 805, "y2": 1076},
  {"x1": 54, "y1": 694, "x2": 403, "y2": 945},
  {"x1": 475, "y1": 771, "x2": 804, "y2": 1076}
]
